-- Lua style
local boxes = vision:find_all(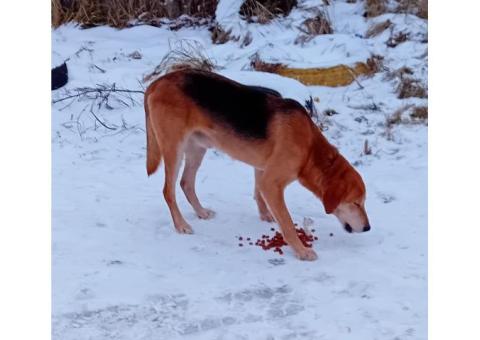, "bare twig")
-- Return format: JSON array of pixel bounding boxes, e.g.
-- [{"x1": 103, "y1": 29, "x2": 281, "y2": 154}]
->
[
  {"x1": 53, "y1": 84, "x2": 144, "y2": 135},
  {"x1": 363, "y1": 139, "x2": 372, "y2": 155},
  {"x1": 143, "y1": 39, "x2": 216, "y2": 83},
  {"x1": 345, "y1": 67, "x2": 364, "y2": 89},
  {"x1": 92, "y1": 64, "x2": 106, "y2": 73},
  {"x1": 52, "y1": 86, "x2": 144, "y2": 104},
  {"x1": 89, "y1": 103, "x2": 117, "y2": 130}
]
